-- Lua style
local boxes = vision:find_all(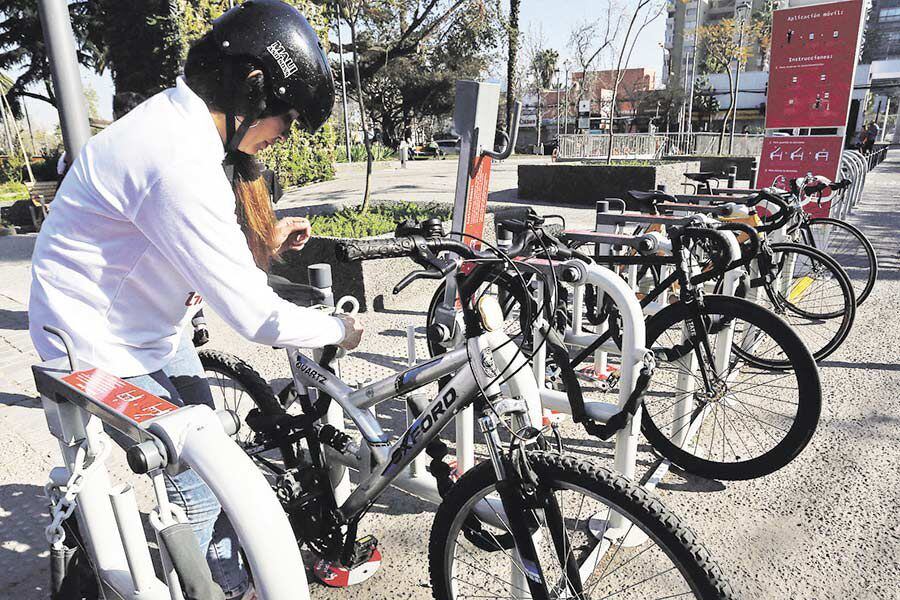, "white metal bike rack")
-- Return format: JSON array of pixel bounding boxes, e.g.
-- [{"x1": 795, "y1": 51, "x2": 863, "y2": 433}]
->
[{"x1": 35, "y1": 336, "x2": 308, "y2": 600}]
